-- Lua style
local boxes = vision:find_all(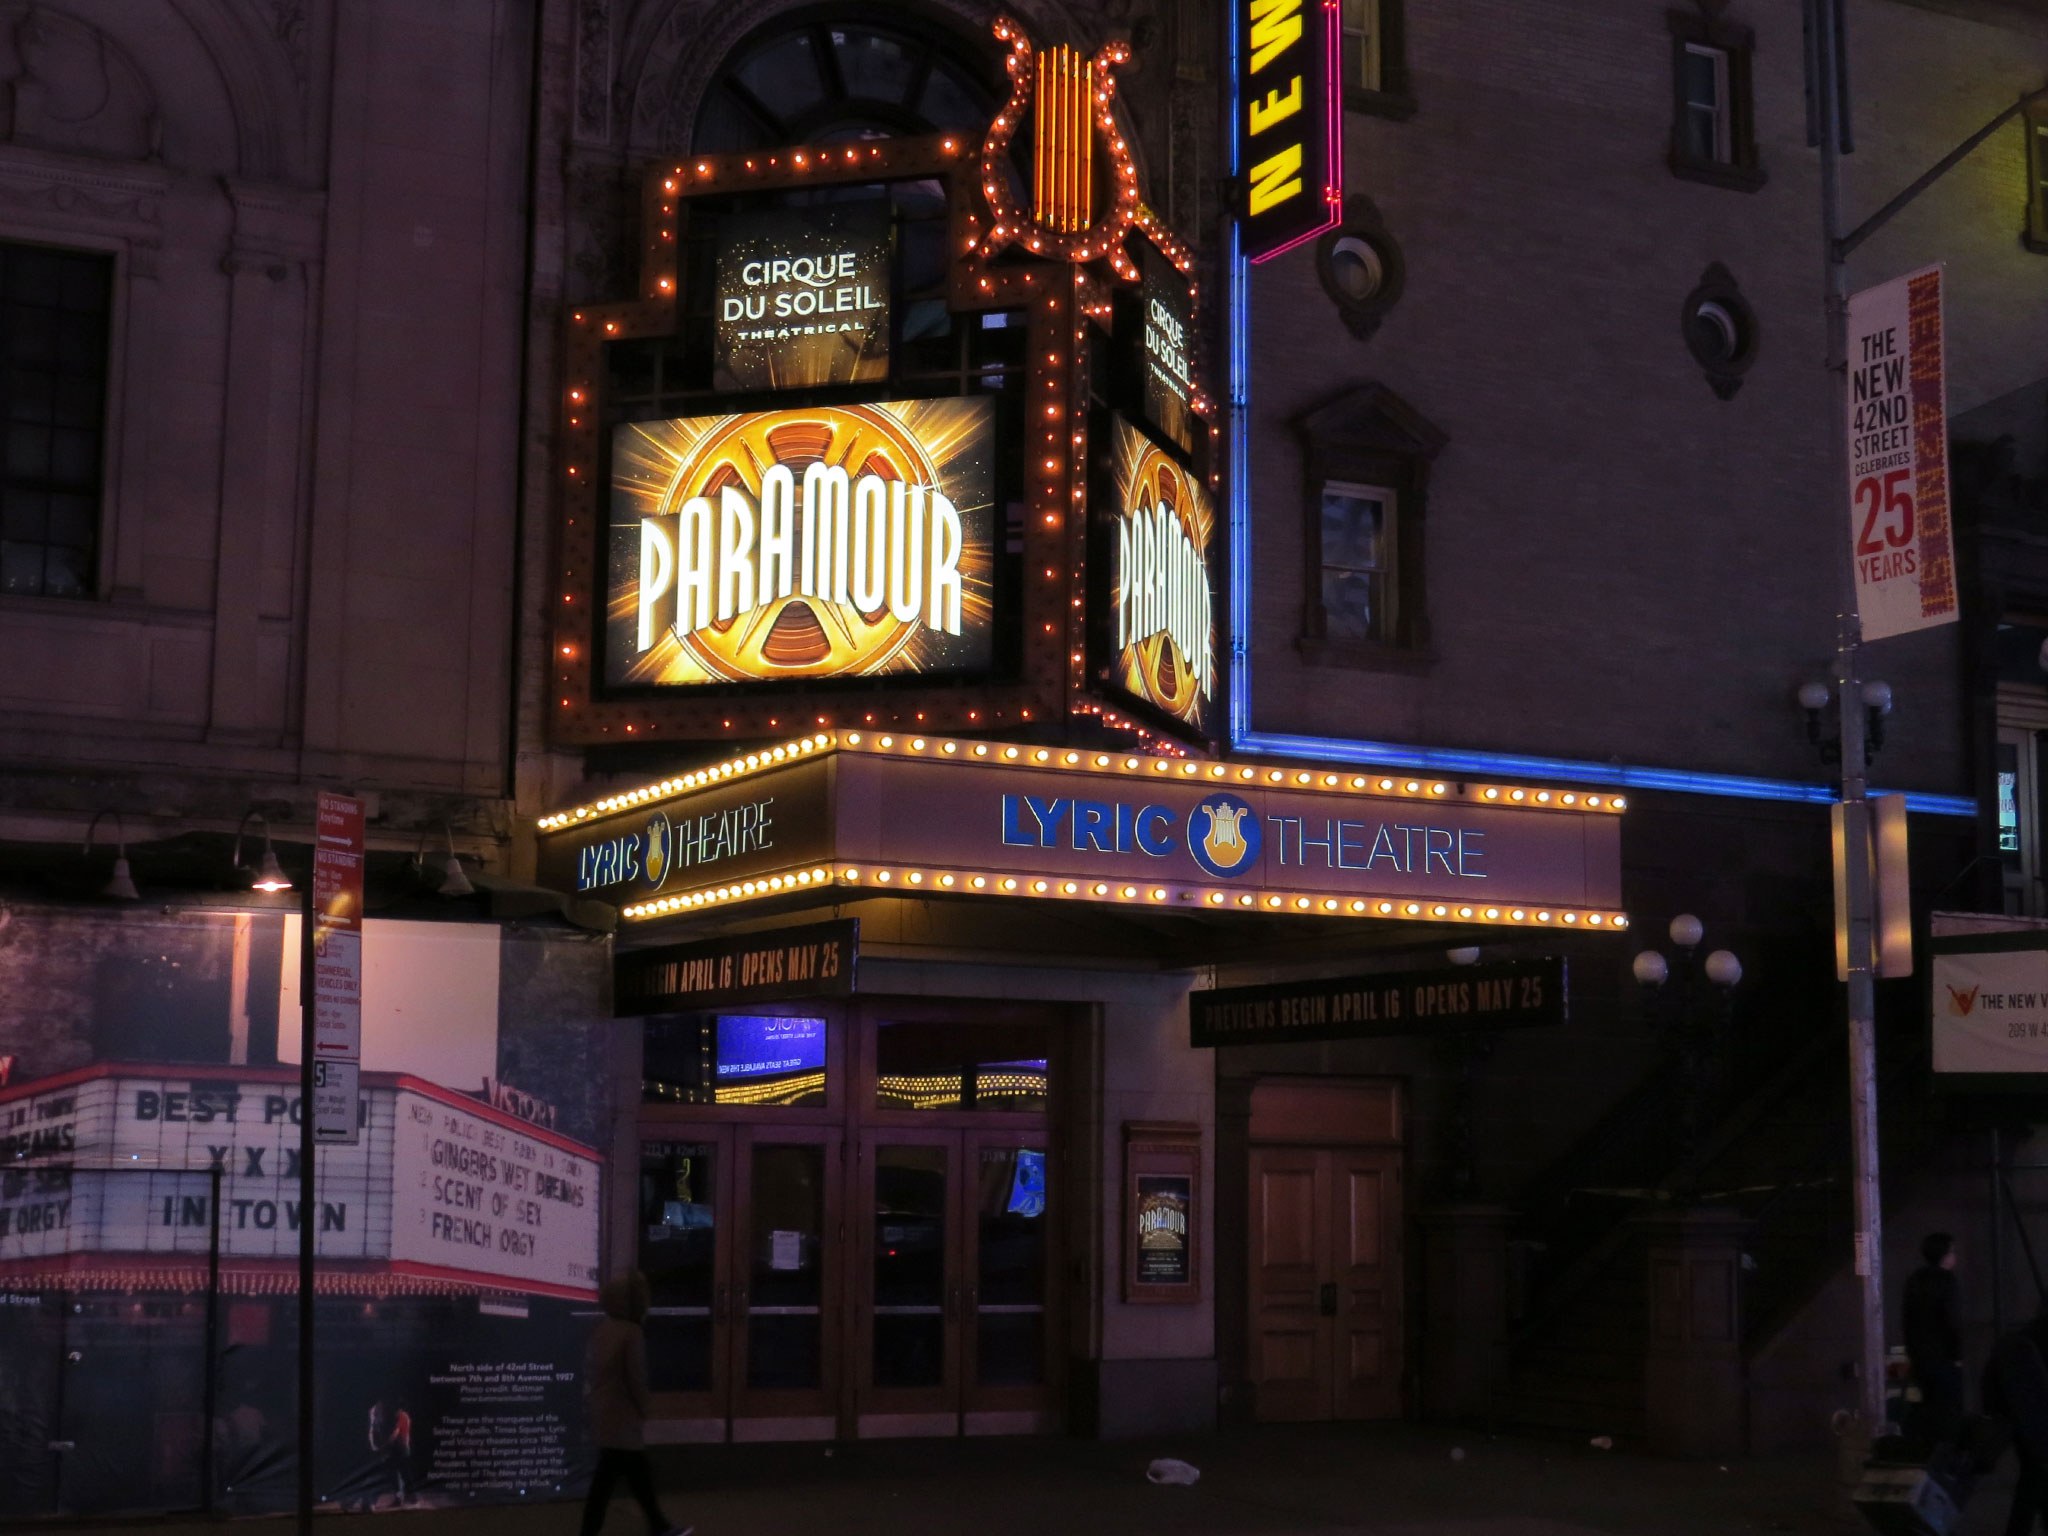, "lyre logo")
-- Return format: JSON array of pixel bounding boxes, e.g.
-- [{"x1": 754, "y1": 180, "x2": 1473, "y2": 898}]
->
[{"x1": 1187, "y1": 793, "x2": 1260, "y2": 879}]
